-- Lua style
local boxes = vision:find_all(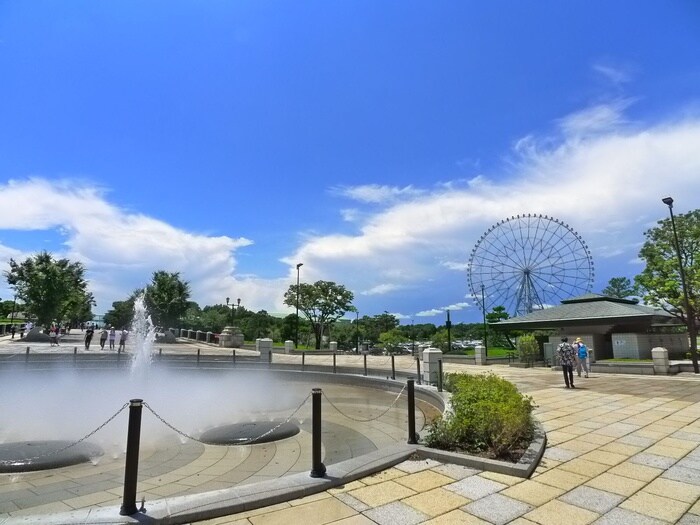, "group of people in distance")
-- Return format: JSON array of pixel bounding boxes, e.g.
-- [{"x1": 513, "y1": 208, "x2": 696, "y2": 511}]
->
[
  {"x1": 556, "y1": 336, "x2": 589, "y2": 389},
  {"x1": 84, "y1": 325, "x2": 128, "y2": 351}
]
